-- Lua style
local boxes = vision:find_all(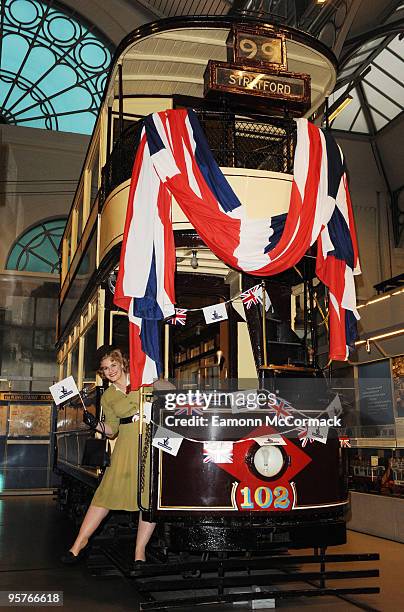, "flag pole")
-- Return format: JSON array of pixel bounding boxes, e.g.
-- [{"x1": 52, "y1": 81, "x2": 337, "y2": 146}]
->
[
  {"x1": 262, "y1": 280, "x2": 268, "y2": 367},
  {"x1": 164, "y1": 324, "x2": 169, "y2": 379}
]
